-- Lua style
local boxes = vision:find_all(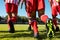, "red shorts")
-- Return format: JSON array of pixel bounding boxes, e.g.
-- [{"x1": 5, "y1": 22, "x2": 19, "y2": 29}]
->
[
  {"x1": 52, "y1": 5, "x2": 60, "y2": 17},
  {"x1": 26, "y1": 0, "x2": 45, "y2": 13},
  {"x1": 5, "y1": 3, "x2": 18, "y2": 13}
]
